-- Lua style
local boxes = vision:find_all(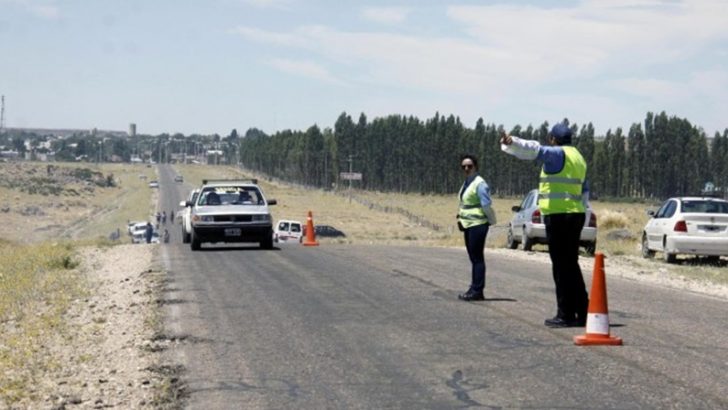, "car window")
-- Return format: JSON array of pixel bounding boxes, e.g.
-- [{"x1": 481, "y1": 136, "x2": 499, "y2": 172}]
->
[
  {"x1": 655, "y1": 201, "x2": 671, "y2": 218},
  {"x1": 520, "y1": 192, "x2": 533, "y2": 209},
  {"x1": 198, "y1": 187, "x2": 264, "y2": 205},
  {"x1": 279, "y1": 222, "x2": 289, "y2": 231},
  {"x1": 663, "y1": 200, "x2": 678, "y2": 218},
  {"x1": 681, "y1": 200, "x2": 728, "y2": 214},
  {"x1": 291, "y1": 223, "x2": 301, "y2": 232}
]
